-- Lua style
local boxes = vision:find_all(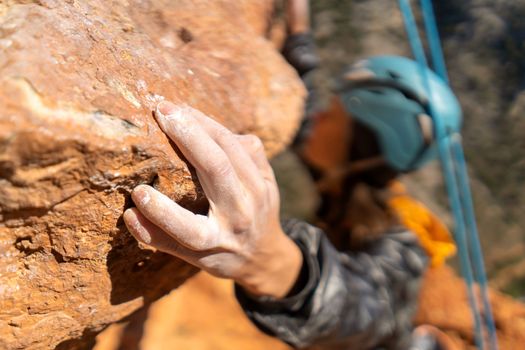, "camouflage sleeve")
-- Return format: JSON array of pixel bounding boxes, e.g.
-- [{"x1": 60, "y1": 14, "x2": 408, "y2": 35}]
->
[{"x1": 235, "y1": 219, "x2": 428, "y2": 349}]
